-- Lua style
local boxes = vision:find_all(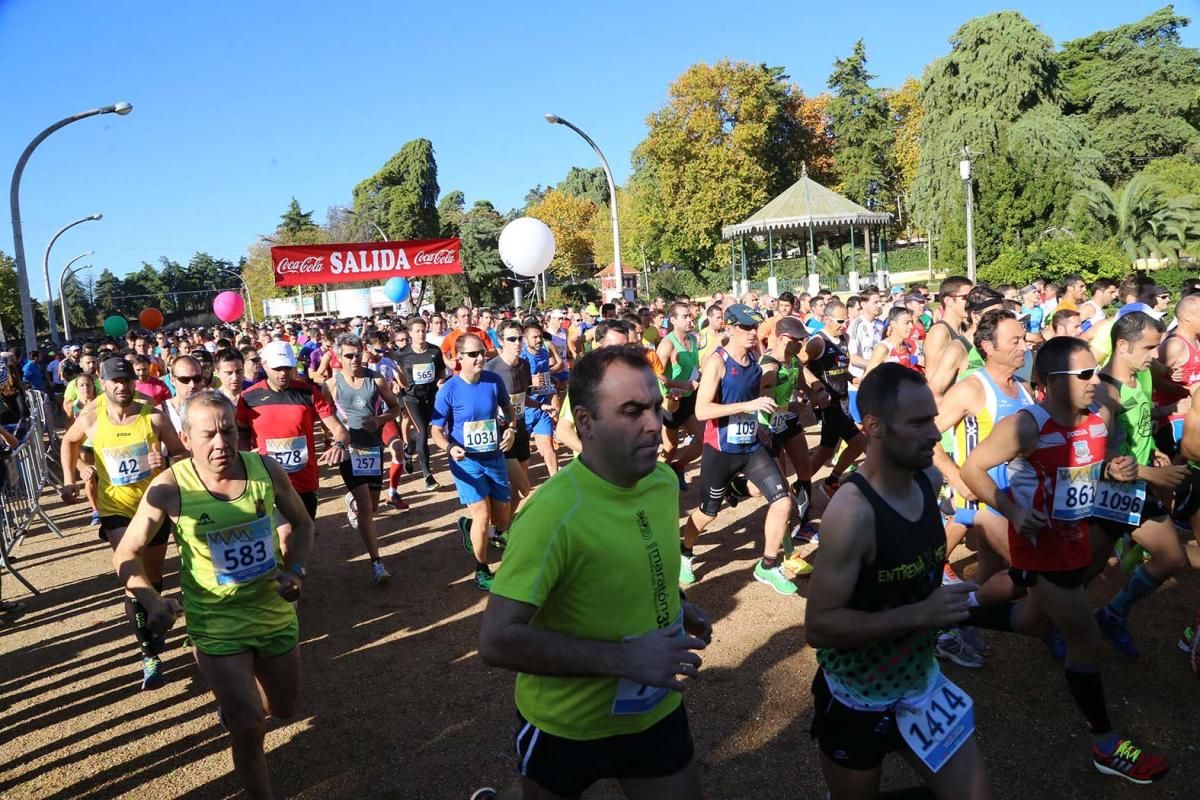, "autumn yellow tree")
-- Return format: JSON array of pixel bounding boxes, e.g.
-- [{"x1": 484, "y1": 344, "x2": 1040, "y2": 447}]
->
[
  {"x1": 887, "y1": 77, "x2": 923, "y2": 199},
  {"x1": 526, "y1": 189, "x2": 598, "y2": 278}
]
